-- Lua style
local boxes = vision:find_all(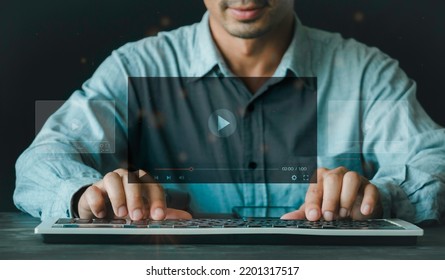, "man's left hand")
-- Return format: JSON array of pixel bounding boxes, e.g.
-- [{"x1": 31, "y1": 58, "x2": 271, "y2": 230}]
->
[{"x1": 281, "y1": 167, "x2": 383, "y2": 221}]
